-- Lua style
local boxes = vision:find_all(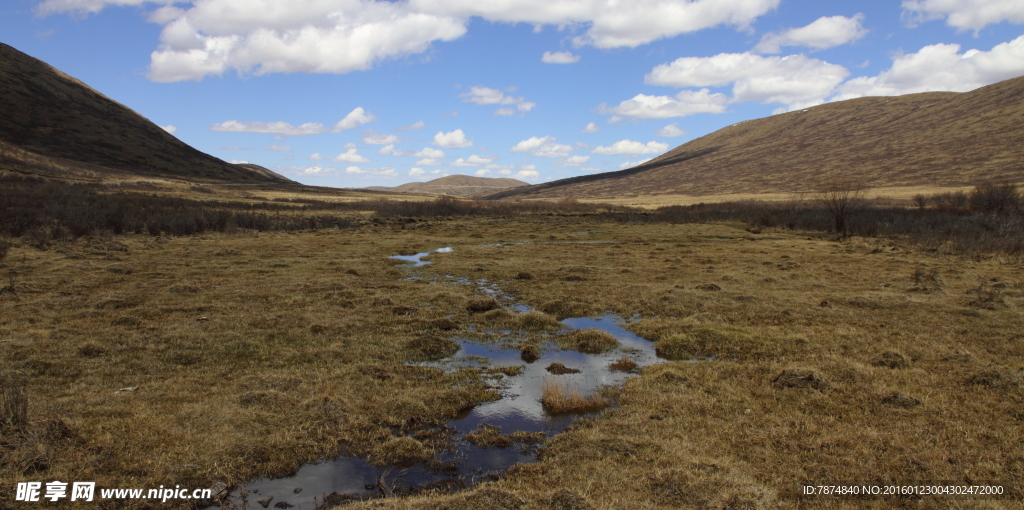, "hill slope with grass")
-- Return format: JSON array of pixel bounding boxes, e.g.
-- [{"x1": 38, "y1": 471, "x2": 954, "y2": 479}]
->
[
  {"x1": 0, "y1": 43, "x2": 289, "y2": 183},
  {"x1": 368, "y1": 174, "x2": 529, "y2": 196},
  {"x1": 488, "y1": 75, "x2": 1024, "y2": 201}
]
